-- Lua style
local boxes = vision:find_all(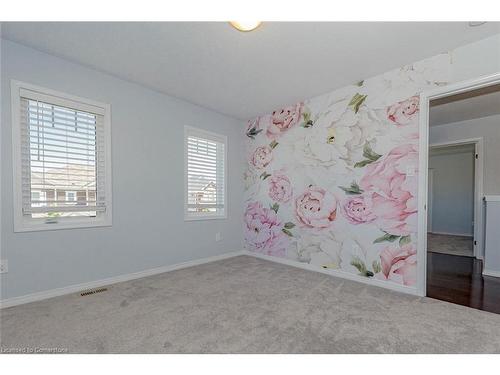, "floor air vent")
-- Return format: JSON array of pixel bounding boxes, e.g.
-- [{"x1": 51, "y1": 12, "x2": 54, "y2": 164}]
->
[{"x1": 80, "y1": 287, "x2": 108, "y2": 297}]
